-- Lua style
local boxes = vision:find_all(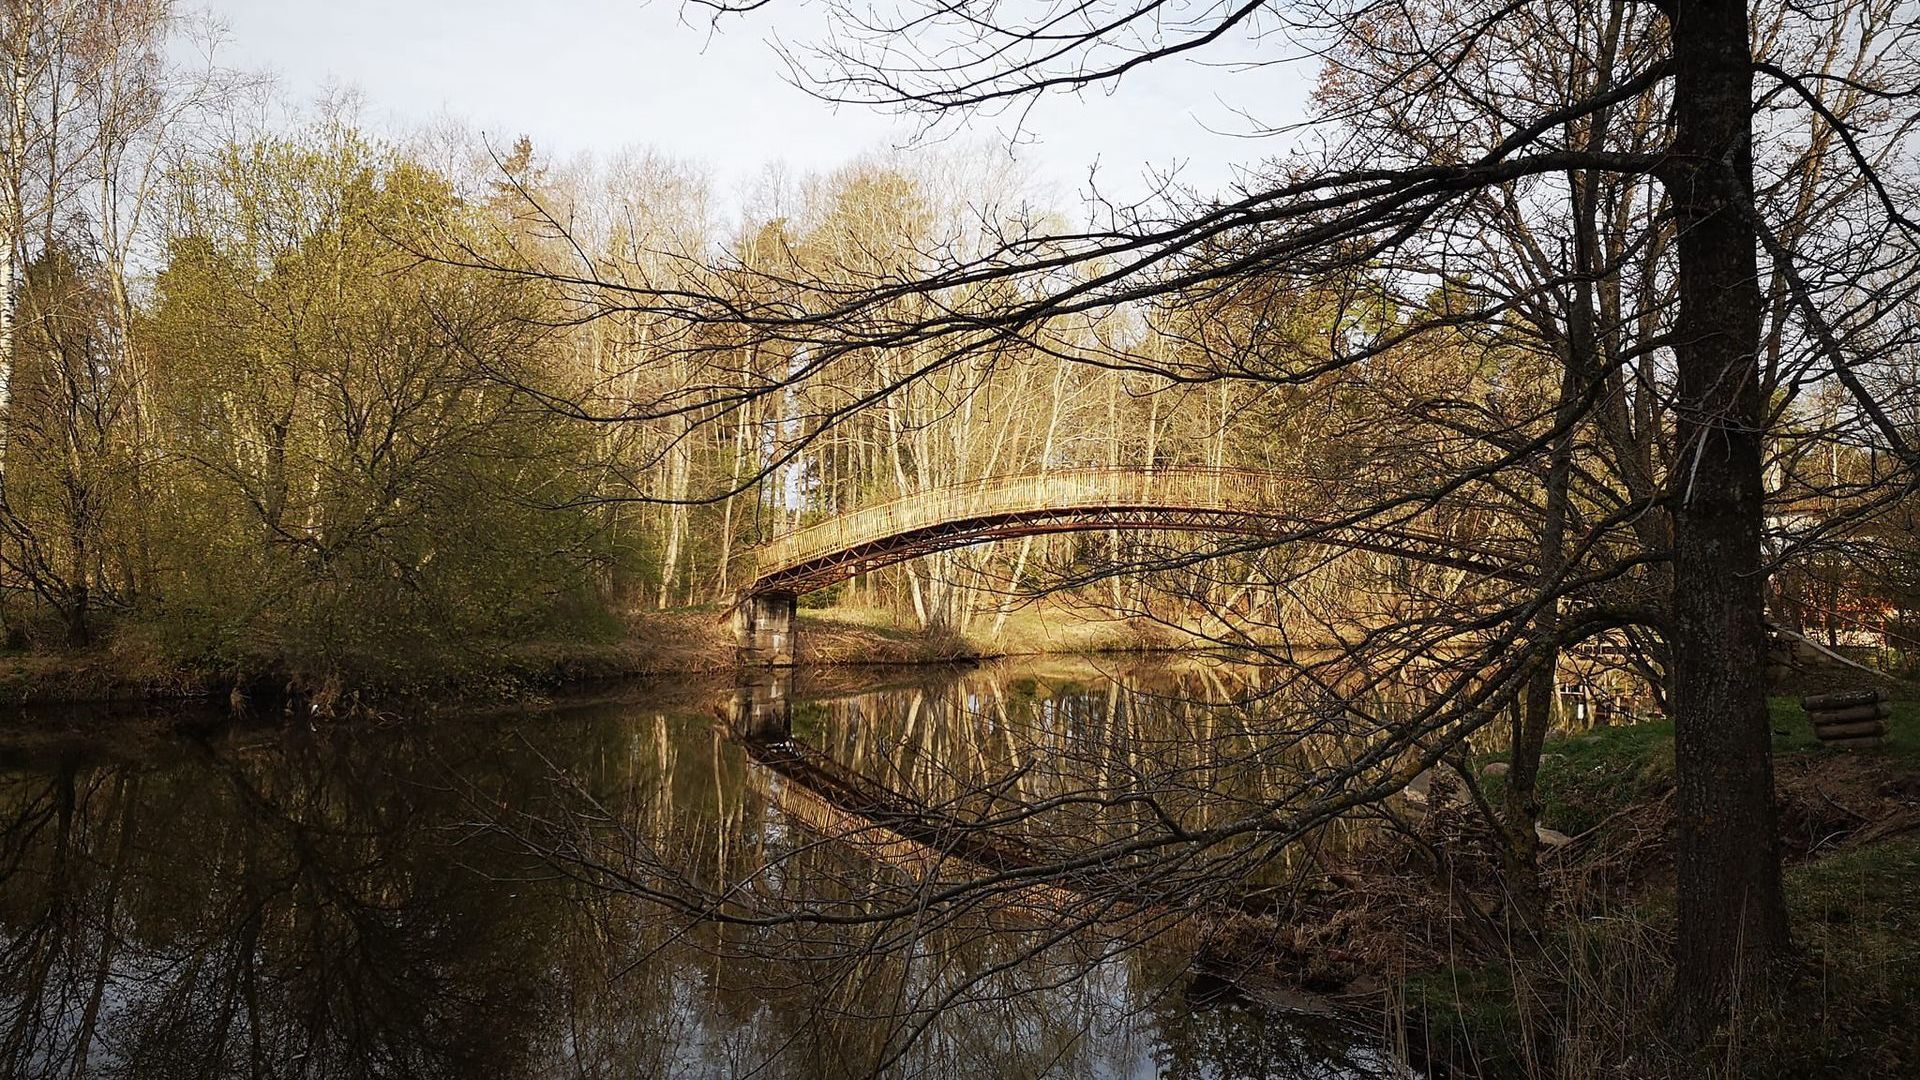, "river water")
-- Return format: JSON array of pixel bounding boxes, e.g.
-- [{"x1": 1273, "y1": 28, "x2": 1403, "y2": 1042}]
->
[{"x1": 0, "y1": 658, "x2": 1416, "y2": 1079}]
